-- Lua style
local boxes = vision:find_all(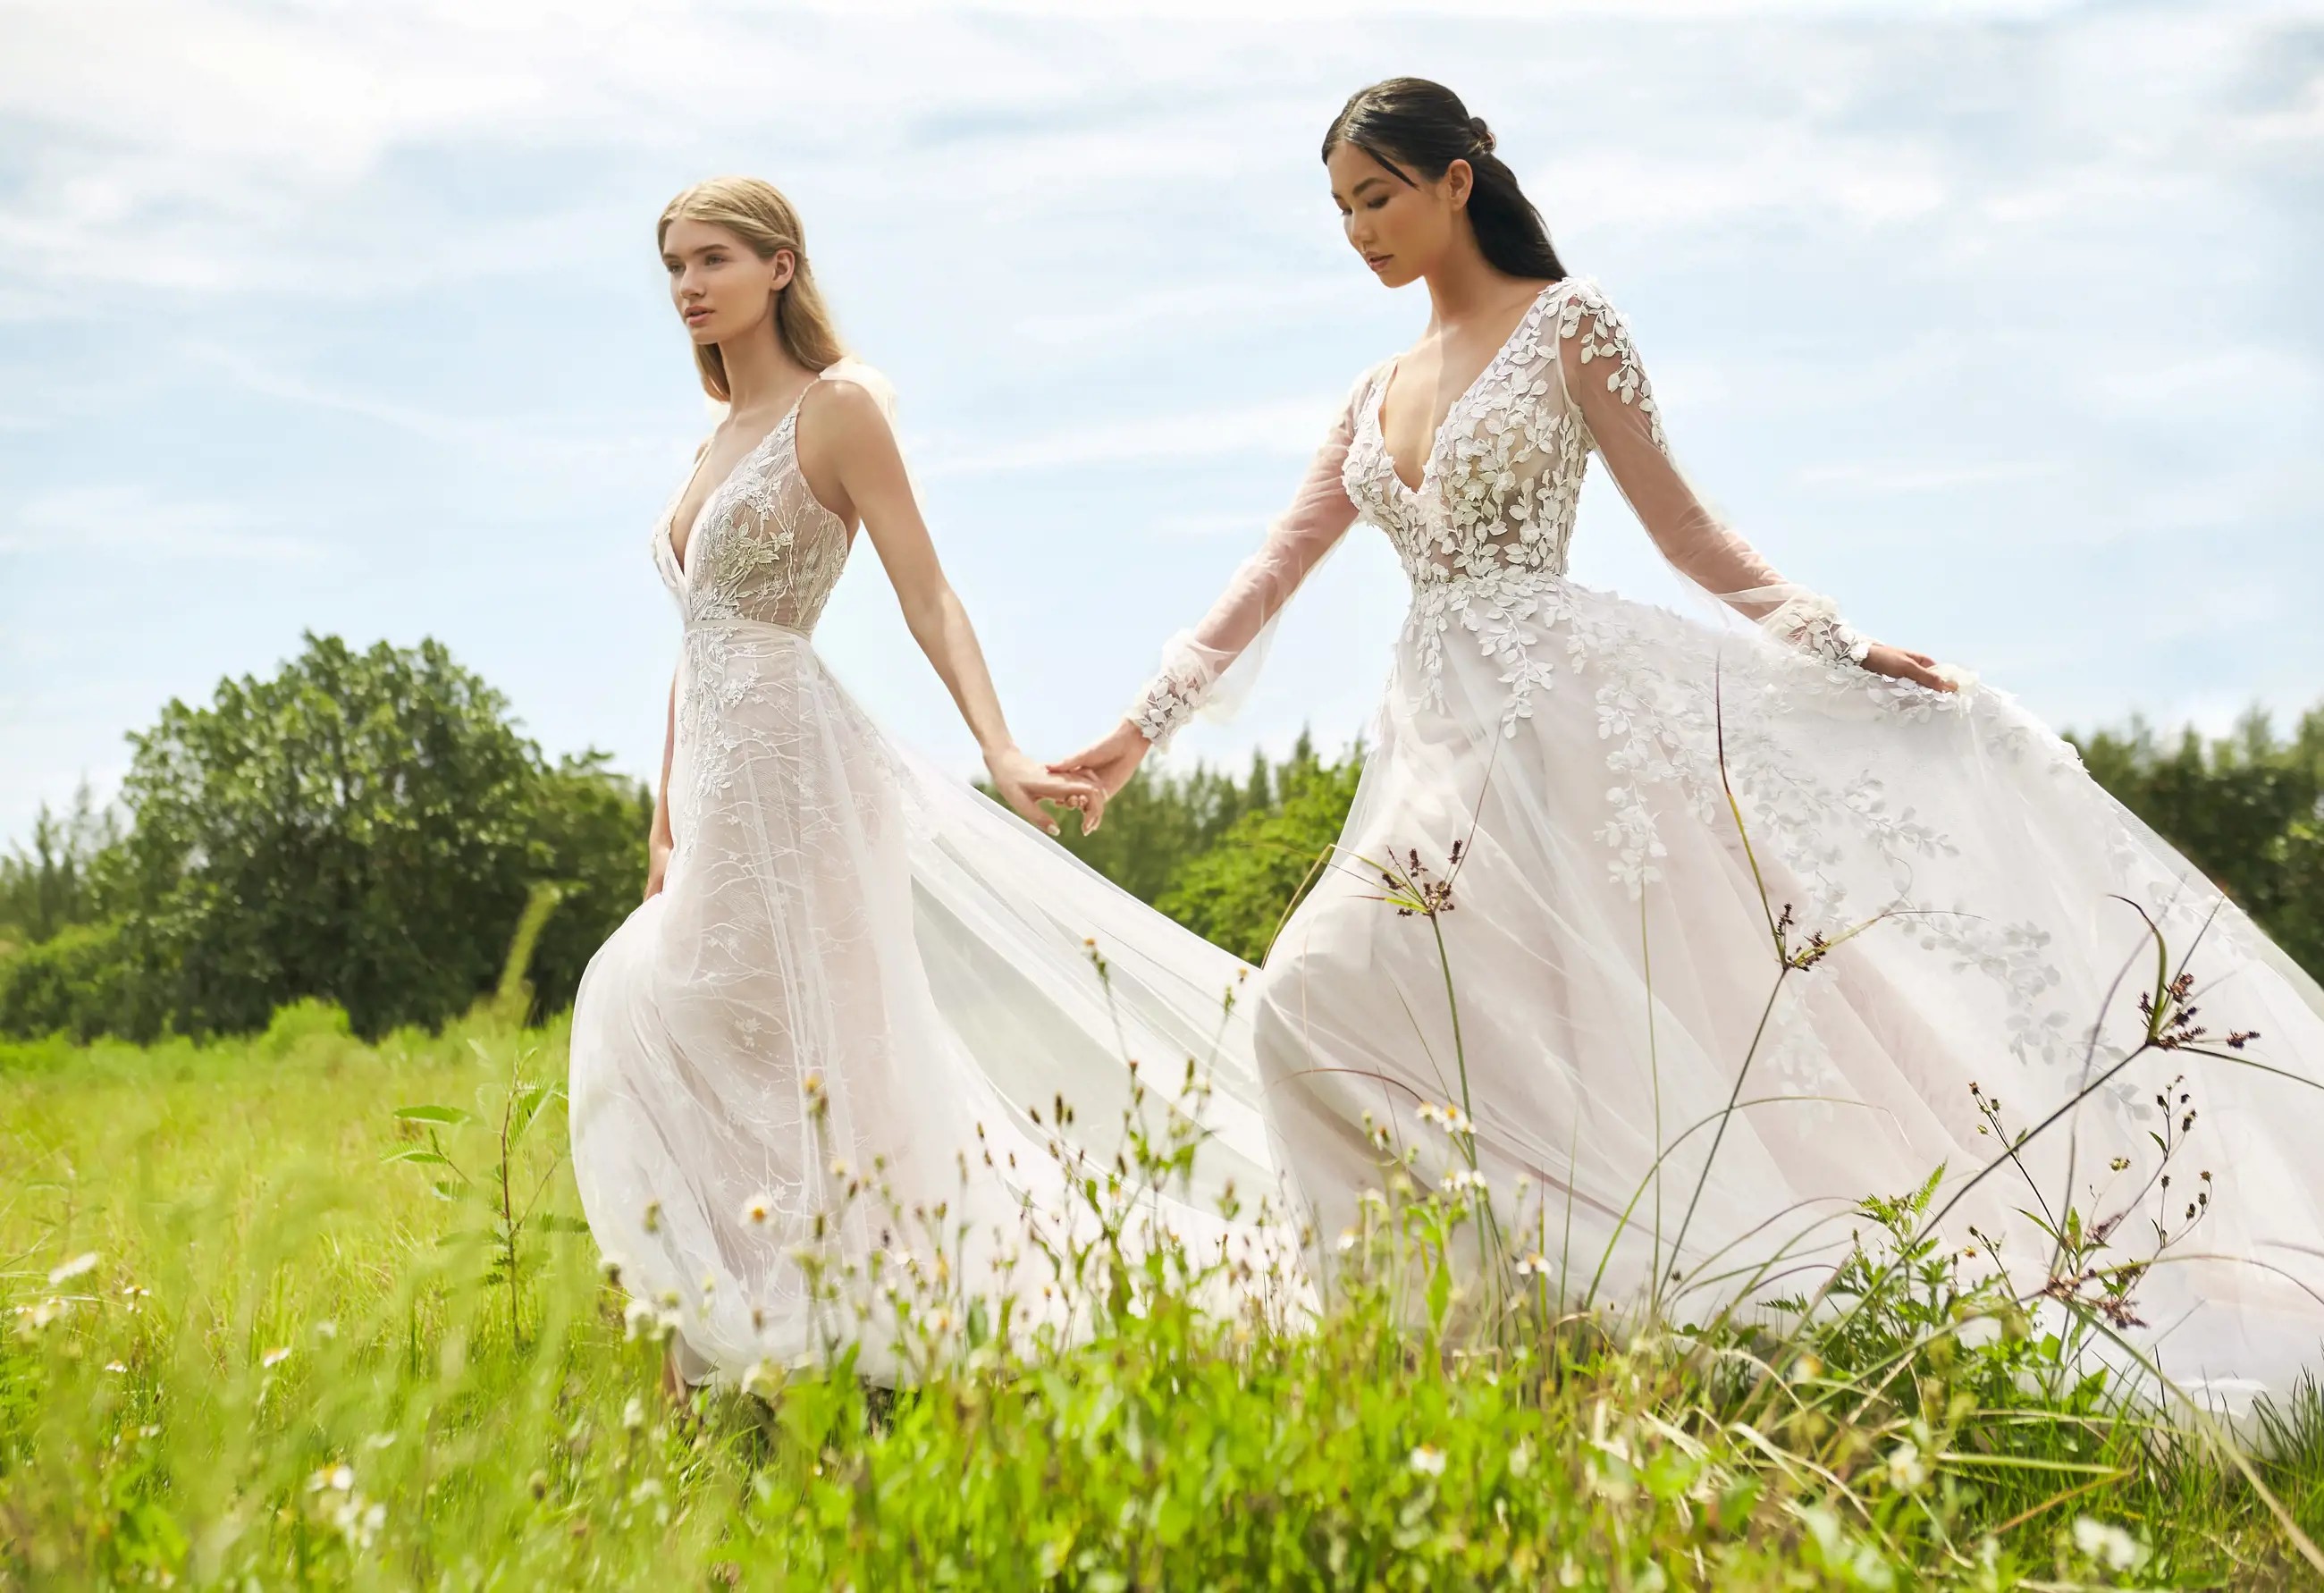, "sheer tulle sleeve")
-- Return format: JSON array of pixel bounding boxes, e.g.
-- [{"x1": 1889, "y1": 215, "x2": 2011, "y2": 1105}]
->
[
  {"x1": 1124, "y1": 373, "x2": 1370, "y2": 750},
  {"x1": 1554, "y1": 287, "x2": 1870, "y2": 669}
]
